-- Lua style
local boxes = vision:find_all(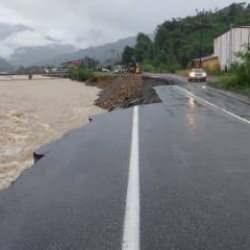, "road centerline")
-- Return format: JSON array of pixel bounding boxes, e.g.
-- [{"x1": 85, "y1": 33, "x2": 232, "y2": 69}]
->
[
  {"x1": 174, "y1": 85, "x2": 250, "y2": 125},
  {"x1": 122, "y1": 106, "x2": 140, "y2": 250}
]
